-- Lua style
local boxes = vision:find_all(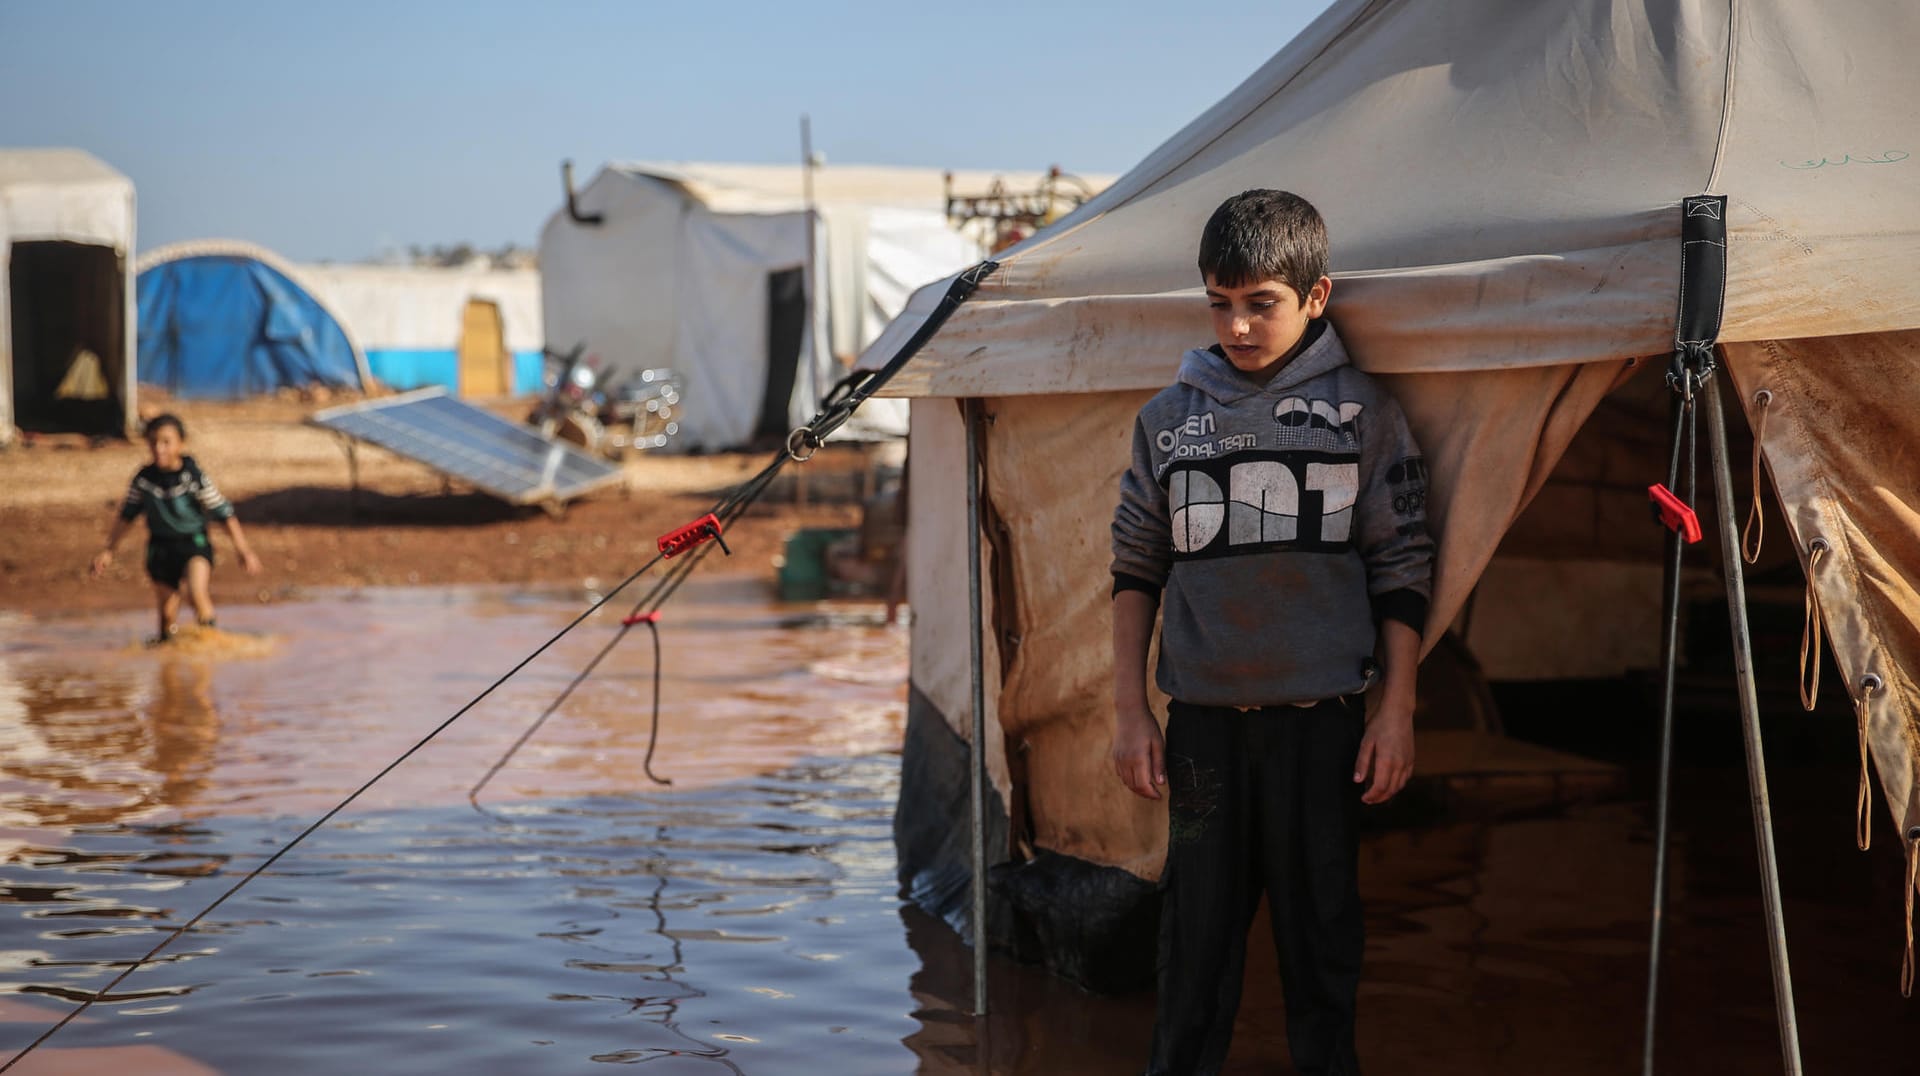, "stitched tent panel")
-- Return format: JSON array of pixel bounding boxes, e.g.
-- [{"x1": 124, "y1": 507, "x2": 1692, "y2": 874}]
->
[
  {"x1": 1727, "y1": 335, "x2": 1920, "y2": 840},
  {"x1": 867, "y1": 0, "x2": 1920, "y2": 396},
  {"x1": 981, "y1": 392, "x2": 1166, "y2": 878},
  {"x1": 906, "y1": 400, "x2": 1010, "y2": 803},
  {"x1": 872, "y1": 0, "x2": 1920, "y2": 858}
]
